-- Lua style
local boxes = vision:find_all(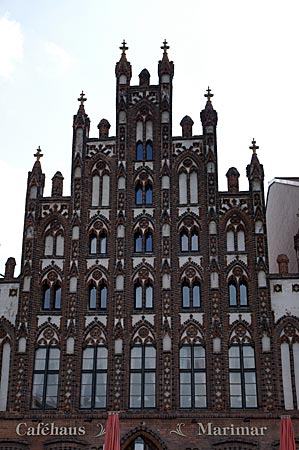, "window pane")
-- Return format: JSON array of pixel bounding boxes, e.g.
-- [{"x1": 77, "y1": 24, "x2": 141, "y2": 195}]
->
[
  {"x1": 191, "y1": 232, "x2": 199, "y2": 251},
  {"x1": 34, "y1": 348, "x2": 47, "y2": 370},
  {"x1": 43, "y1": 286, "x2": 51, "y2": 310},
  {"x1": 231, "y1": 396, "x2": 242, "y2": 408},
  {"x1": 100, "y1": 235, "x2": 107, "y2": 253},
  {"x1": 135, "y1": 233, "x2": 142, "y2": 252},
  {"x1": 145, "y1": 233, "x2": 153, "y2": 252},
  {"x1": 48, "y1": 348, "x2": 60, "y2": 370},
  {"x1": 180, "y1": 346, "x2": 192, "y2": 369},
  {"x1": 89, "y1": 286, "x2": 97, "y2": 309},
  {"x1": 90, "y1": 235, "x2": 97, "y2": 254},
  {"x1": 146, "y1": 142, "x2": 153, "y2": 160},
  {"x1": 145, "y1": 346, "x2": 156, "y2": 368},
  {"x1": 145, "y1": 185, "x2": 152, "y2": 205},
  {"x1": 136, "y1": 142, "x2": 143, "y2": 161},
  {"x1": 96, "y1": 347, "x2": 108, "y2": 369},
  {"x1": 181, "y1": 233, "x2": 188, "y2": 252},
  {"x1": 229, "y1": 283, "x2": 237, "y2": 306},
  {"x1": 240, "y1": 282, "x2": 248, "y2": 305},
  {"x1": 194, "y1": 346, "x2": 205, "y2": 369},
  {"x1": 54, "y1": 287, "x2": 61, "y2": 309},
  {"x1": 193, "y1": 284, "x2": 201, "y2": 307},
  {"x1": 182, "y1": 285, "x2": 190, "y2": 308},
  {"x1": 246, "y1": 395, "x2": 257, "y2": 407},
  {"x1": 131, "y1": 347, "x2": 142, "y2": 369},
  {"x1": 145, "y1": 285, "x2": 153, "y2": 308},
  {"x1": 100, "y1": 285, "x2": 107, "y2": 309},
  {"x1": 136, "y1": 186, "x2": 142, "y2": 205},
  {"x1": 82, "y1": 347, "x2": 94, "y2": 370},
  {"x1": 135, "y1": 285, "x2": 142, "y2": 308}
]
